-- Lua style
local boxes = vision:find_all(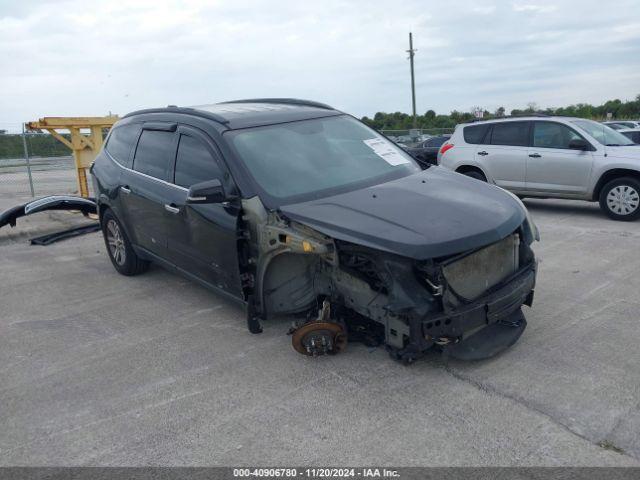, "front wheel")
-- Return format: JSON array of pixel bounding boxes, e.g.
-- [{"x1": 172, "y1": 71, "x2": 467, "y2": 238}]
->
[
  {"x1": 599, "y1": 177, "x2": 640, "y2": 221},
  {"x1": 101, "y1": 209, "x2": 150, "y2": 275}
]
